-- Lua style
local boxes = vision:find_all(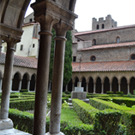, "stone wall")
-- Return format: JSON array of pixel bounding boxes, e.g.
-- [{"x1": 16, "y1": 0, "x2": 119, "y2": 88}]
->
[
  {"x1": 74, "y1": 46, "x2": 135, "y2": 63},
  {"x1": 76, "y1": 26, "x2": 135, "y2": 45}
]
